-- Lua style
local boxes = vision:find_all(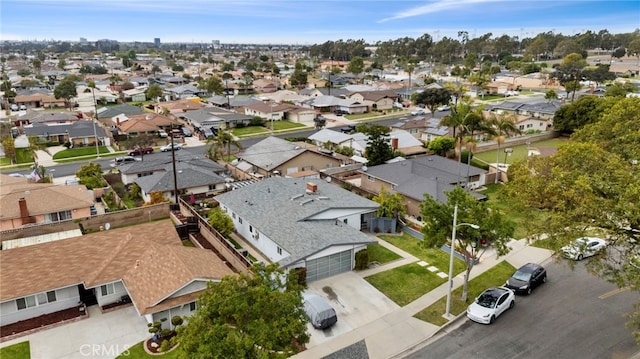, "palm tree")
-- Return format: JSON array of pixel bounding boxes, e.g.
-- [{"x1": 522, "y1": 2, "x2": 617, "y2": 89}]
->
[
  {"x1": 440, "y1": 100, "x2": 474, "y2": 184},
  {"x1": 489, "y1": 113, "x2": 522, "y2": 183},
  {"x1": 207, "y1": 130, "x2": 241, "y2": 162}
]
